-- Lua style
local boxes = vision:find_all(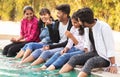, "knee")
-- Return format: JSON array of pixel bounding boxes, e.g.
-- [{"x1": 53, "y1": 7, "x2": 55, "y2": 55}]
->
[
  {"x1": 3, "y1": 43, "x2": 14, "y2": 54},
  {"x1": 86, "y1": 58, "x2": 96, "y2": 66},
  {"x1": 26, "y1": 42, "x2": 35, "y2": 48},
  {"x1": 27, "y1": 42, "x2": 34, "y2": 45},
  {"x1": 54, "y1": 52, "x2": 61, "y2": 56},
  {"x1": 34, "y1": 49, "x2": 42, "y2": 54},
  {"x1": 7, "y1": 47, "x2": 17, "y2": 56},
  {"x1": 2, "y1": 45, "x2": 9, "y2": 55},
  {"x1": 85, "y1": 59, "x2": 94, "y2": 66},
  {"x1": 32, "y1": 50, "x2": 41, "y2": 59},
  {"x1": 69, "y1": 55, "x2": 77, "y2": 61},
  {"x1": 28, "y1": 42, "x2": 34, "y2": 46},
  {"x1": 3, "y1": 45, "x2": 9, "y2": 50},
  {"x1": 67, "y1": 55, "x2": 79, "y2": 66},
  {"x1": 2, "y1": 49, "x2": 7, "y2": 55},
  {"x1": 26, "y1": 43, "x2": 34, "y2": 49},
  {"x1": 42, "y1": 51, "x2": 51, "y2": 56},
  {"x1": 40, "y1": 51, "x2": 51, "y2": 60},
  {"x1": 8, "y1": 46, "x2": 15, "y2": 52},
  {"x1": 23, "y1": 43, "x2": 30, "y2": 48},
  {"x1": 82, "y1": 58, "x2": 96, "y2": 73}
]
